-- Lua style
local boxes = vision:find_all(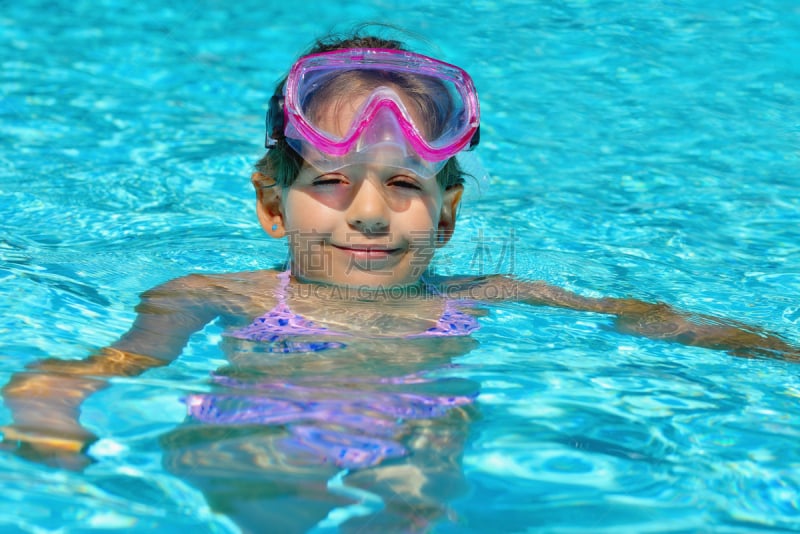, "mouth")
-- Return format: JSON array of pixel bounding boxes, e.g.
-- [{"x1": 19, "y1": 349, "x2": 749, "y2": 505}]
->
[
  {"x1": 334, "y1": 244, "x2": 400, "y2": 253},
  {"x1": 332, "y1": 244, "x2": 401, "y2": 260}
]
